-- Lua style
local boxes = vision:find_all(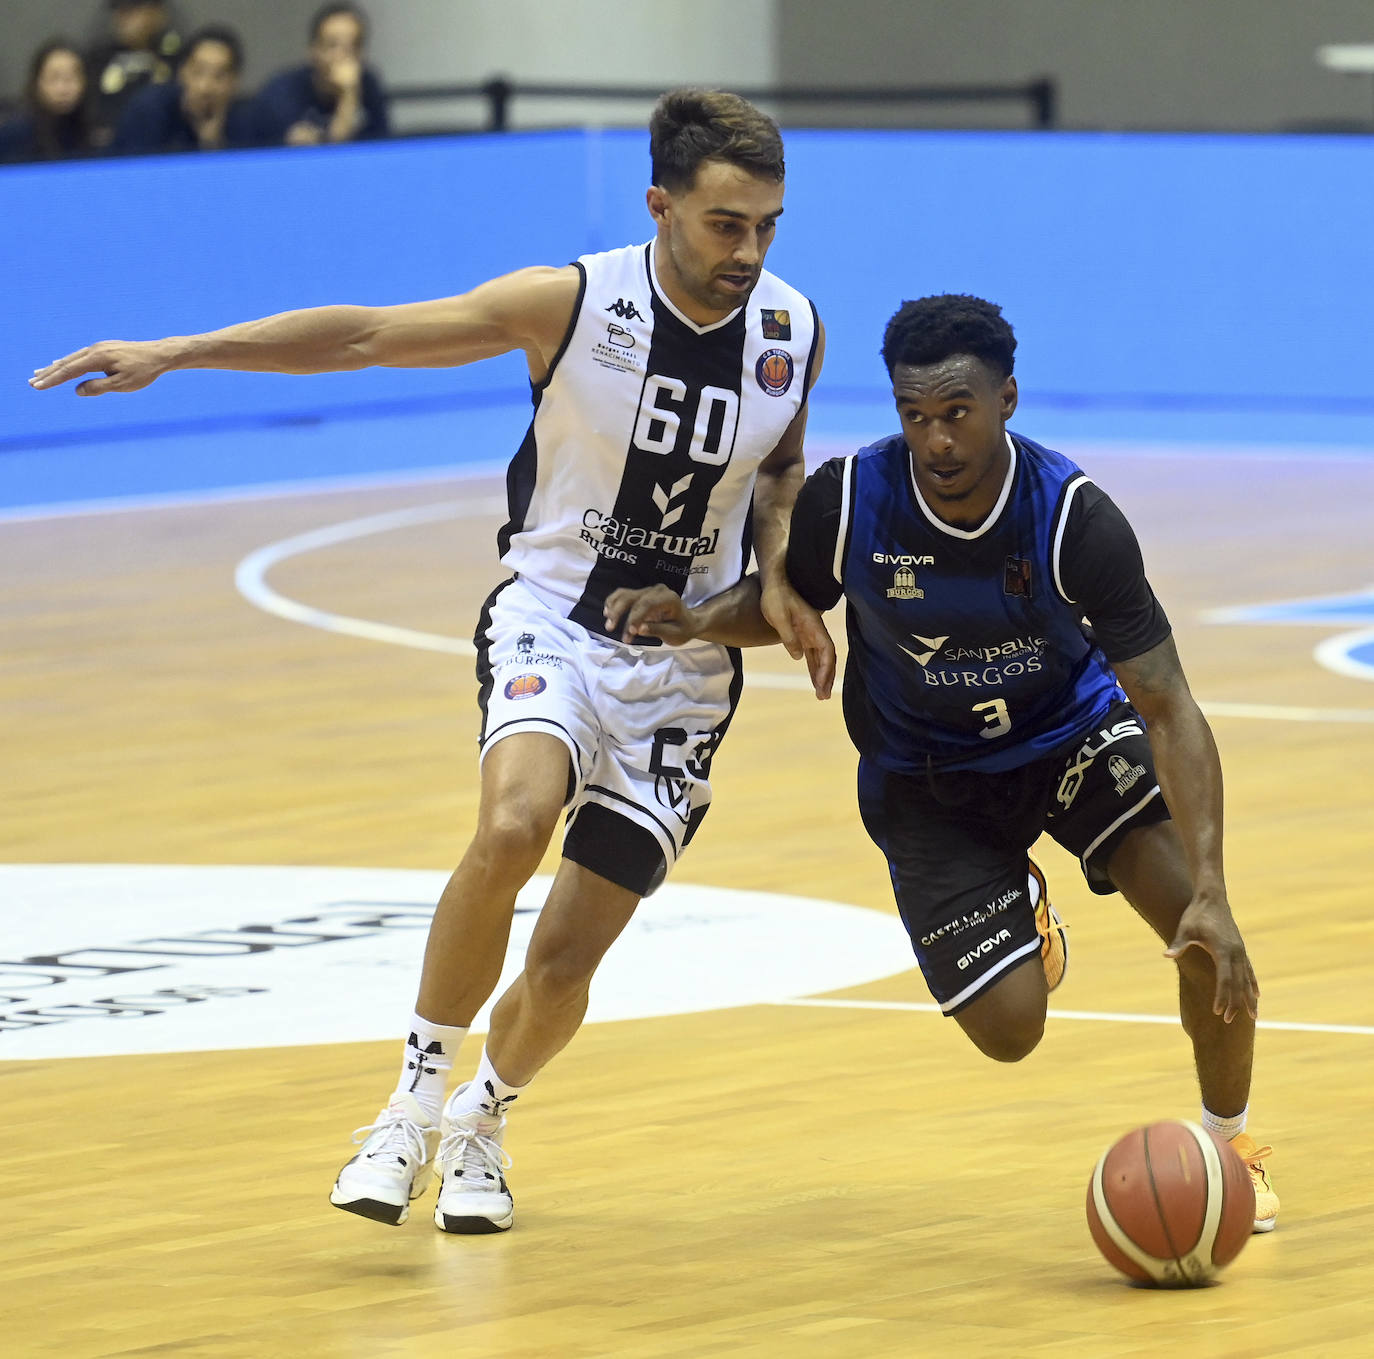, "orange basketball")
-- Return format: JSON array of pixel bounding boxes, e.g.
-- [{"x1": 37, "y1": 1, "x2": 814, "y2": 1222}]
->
[
  {"x1": 761, "y1": 353, "x2": 790, "y2": 385},
  {"x1": 1086, "y1": 1120, "x2": 1254, "y2": 1286}
]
